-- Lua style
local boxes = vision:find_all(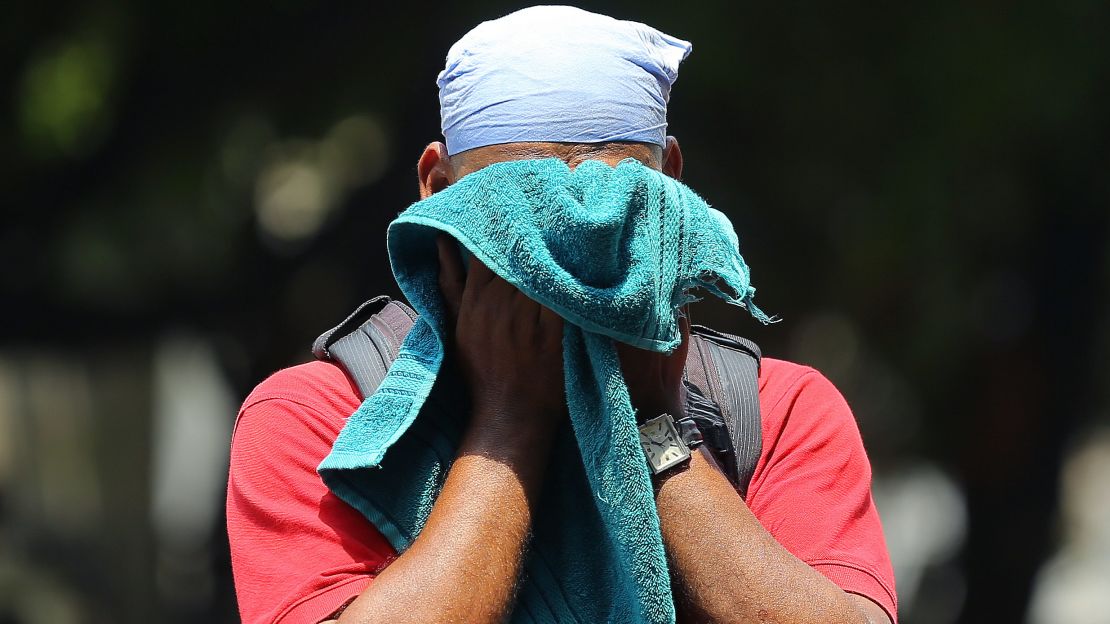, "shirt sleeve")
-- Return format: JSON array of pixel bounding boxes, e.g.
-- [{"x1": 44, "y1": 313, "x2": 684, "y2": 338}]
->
[
  {"x1": 747, "y1": 365, "x2": 898, "y2": 622},
  {"x1": 227, "y1": 394, "x2": 398, "y2": 624}
]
